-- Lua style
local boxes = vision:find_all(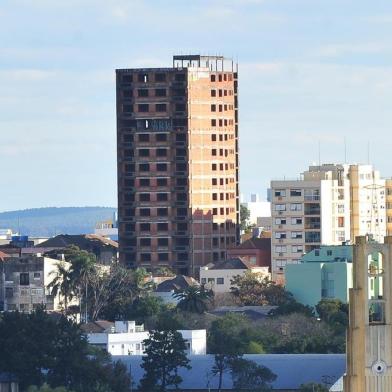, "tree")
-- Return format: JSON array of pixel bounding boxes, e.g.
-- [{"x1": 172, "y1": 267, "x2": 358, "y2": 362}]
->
[
  {"x1": 0, "y1": 309, "x2": 131, "y2": 392},
  {"x1": 139, "y1": 330, "x2": 190, "y2": 392},
  {"x1": 299, "y1": 382, "x2": 329, "y2": 392},
  {"x1": 27, "y1": 384, "x2": 75, "y2": 392},
  {"x1": 47, "y1": 261, "x2": 74, "y2": 314},
  {"x1": 240, "y1": 204, "x2": 251, "y2": 232},
  {"x1": 230, "y1": 272, "x2": 270, "y2": 306},
  {"x1": 174, "y1": 285, "x2": 213, "y2": 314},
  {"x1": 230, "y1": 357, "x2": 276, "y2": 391},
  {"x1": 209, "y1": 314, "x2": 253, "y2": 392},
  {"x1": 316, "y1": 299, "x2": 348, "y2": 333}
]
